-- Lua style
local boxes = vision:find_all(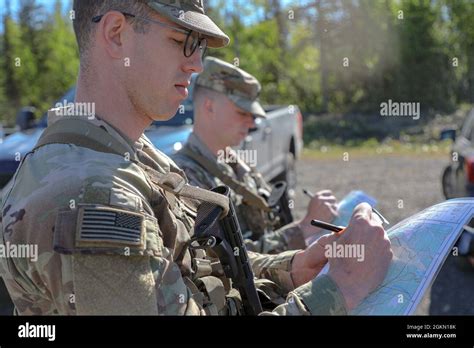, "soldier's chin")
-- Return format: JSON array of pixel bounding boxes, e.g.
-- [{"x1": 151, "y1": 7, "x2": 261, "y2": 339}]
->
[{"x1": 151, "y1": 110, "x2": 177, "y2": 122}]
